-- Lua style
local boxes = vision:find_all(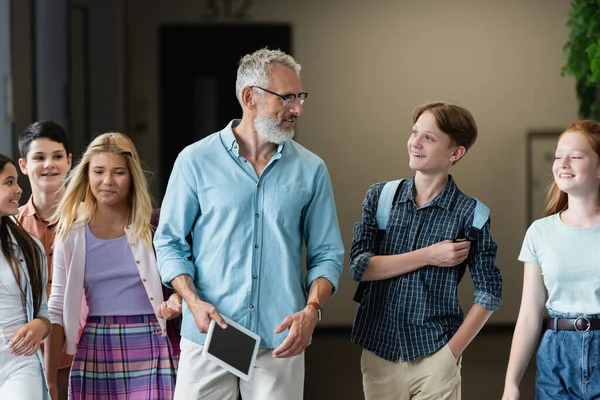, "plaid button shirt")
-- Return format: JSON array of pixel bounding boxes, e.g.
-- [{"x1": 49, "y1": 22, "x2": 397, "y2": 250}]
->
[{"x1": 350, "y1": 175, "x2": 502, "y2": 362}]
